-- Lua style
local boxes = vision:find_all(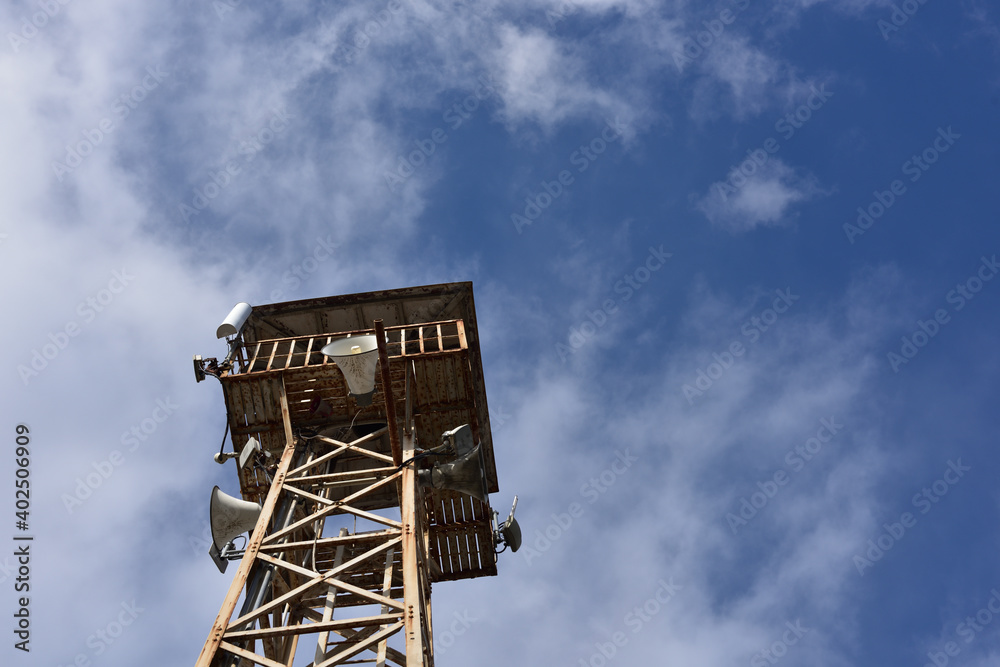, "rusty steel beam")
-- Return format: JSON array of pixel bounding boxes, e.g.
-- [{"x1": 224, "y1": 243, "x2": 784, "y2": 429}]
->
[{"x1": 374, "y1": 319, "x2": 403, "y2": 467}]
